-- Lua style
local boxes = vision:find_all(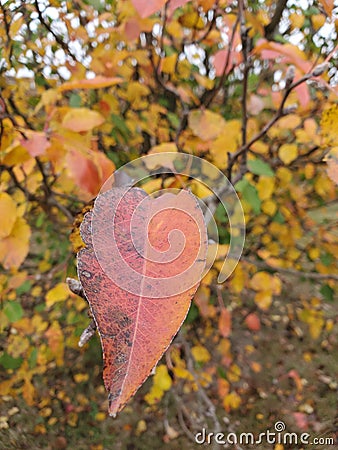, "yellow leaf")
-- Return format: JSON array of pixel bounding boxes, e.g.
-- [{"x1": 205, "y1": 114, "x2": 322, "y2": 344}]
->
[
  {"x1": 256, "y1": 176, "x2": 275, "y2": 201},
  {"x1": 254, "y1": 290, "x2": 273, "y2": 310},
  {"x1": 9, "y1": 15, "x2": 24, "y2": 38},
  {"x1": 135, "y1": 419, "x2": 147, "y2": 436},
  {"x1": 274, "y1": 445, "x2": 284, "y2": 450},
  {"x1": 67, "y1": 412, "x2": 78, "y2": 427},
  {"x1": 308, "y1": 248, "x2": 320, "y2": 260},
  {"x1": 276, "y1": 167, "x2": 292, "y2": 186},
  {"x1": 74, "y1": 373, "x2": 89, "y2": 383},
  {"x1": 0, "y1": 193, "x2": 17, "y2": 238},
  {"x1": 141, "y1": 178, "x2": 163, "y2": 194},
  {"x1": 309, "y1": 317, "x2": 324, "y2": 340},
  {"x1": 304, "y1": 163, "x2": 315, "y2": 179},
  {"x1": 190, "y1": 179, "x2": 213, "y2": 198},
  {"x1": 311, "y1": 14, "x2": 326, "y2": 30},
  {"x1": 262, "y1": 199, "x2": 277, "y2": 216},
  {"x1": 320, "y1": 104, "x2": 338, "y2": 146},
  {"x1": 144, "y1": 384, "x2": 164, "y2": 405},
  {"x1": 289, "y1": 12, "x2": 305, "y2": 29},
  {"x1": 148, "y1": 142, "x2": 177, "y2": 154},
  {"x1": 191, "y1": 345, "x2": 211, "y2": 363},
  {"x1": 95, "y1": 412, "x2": 106, "y2": 422},
  {"x1": 45, "y1": 283, "x2": 69, "y2": 307},
  {"x1": 0, "y1": 217, "x2": 31, "y2": 269},
  {"x1": 251, "y1": 141, "x2": 269, "y2": 154},
  {"x1": 172, "y1": 366, "x2": 193, "y2": 380},
  {"x1": 179, "y1": 11, "x2": 204, "y2": 29},
  {"x1": 7, "y1": 335, "x2": 29, "y2": 358},
  {"x1": 230, "y1": 263, "x2": 245, "y2": 294},
  {"x1": 153, "y1": 365, "x2": 172, "y2": 391},
  {"x1": 278, "y1": 143, "x2": 298, "y2": 165},
  {"x1": 161, "y1": 54, "x2": 178, "y2": 74},
  {"x1": 226, "y1": 364, "x2": 241, "y2": 382},
  {"x1": 34, "y1": 89, "x2": 61, "y2": 114},
  {"x1": 250, "y1": 271, "x2": 271, "y2": 291},
  {"x1": 209, "y1": 120, "x2": 241, "y2": 169},
  {"x1": 62, "y1": 108, "x2": 105, "y2": 132},
  {"x1": 223, "y1": 391, "x2": 241, "y2": 412}
]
